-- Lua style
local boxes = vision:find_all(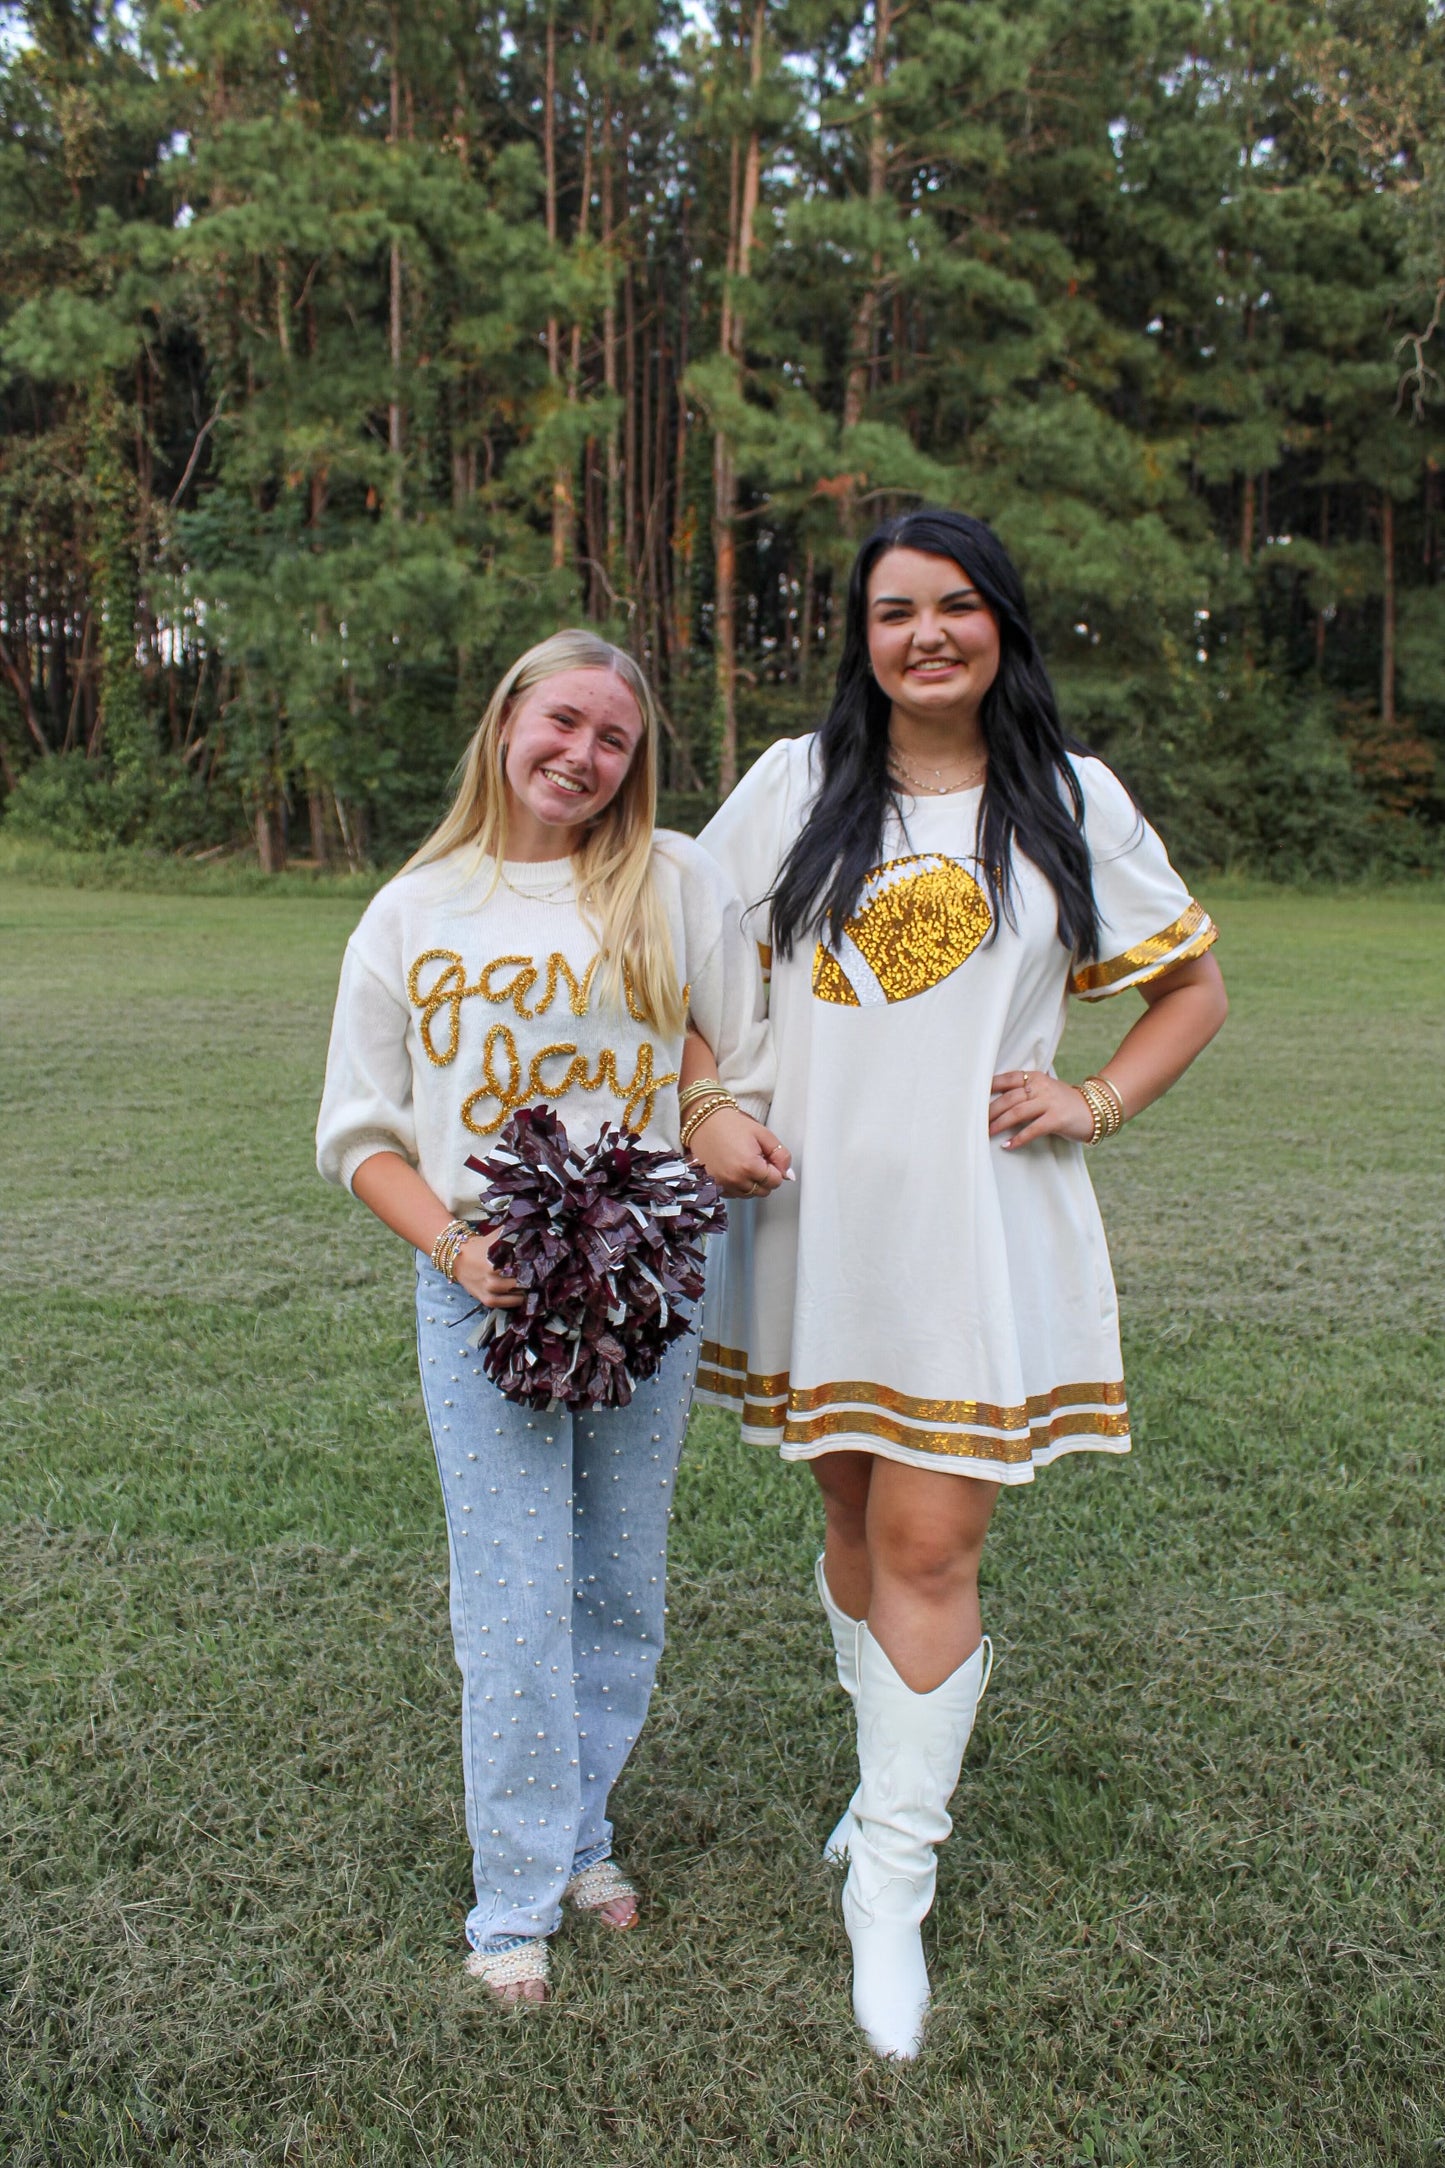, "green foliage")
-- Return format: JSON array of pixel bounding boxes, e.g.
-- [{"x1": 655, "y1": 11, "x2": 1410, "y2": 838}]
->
[
  {"x1": 2, "y1": 748, "x2": 225, "y2": 851},
  {"x1": 0, "y1": 0, "x2": 1443, "y2": 870}
]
